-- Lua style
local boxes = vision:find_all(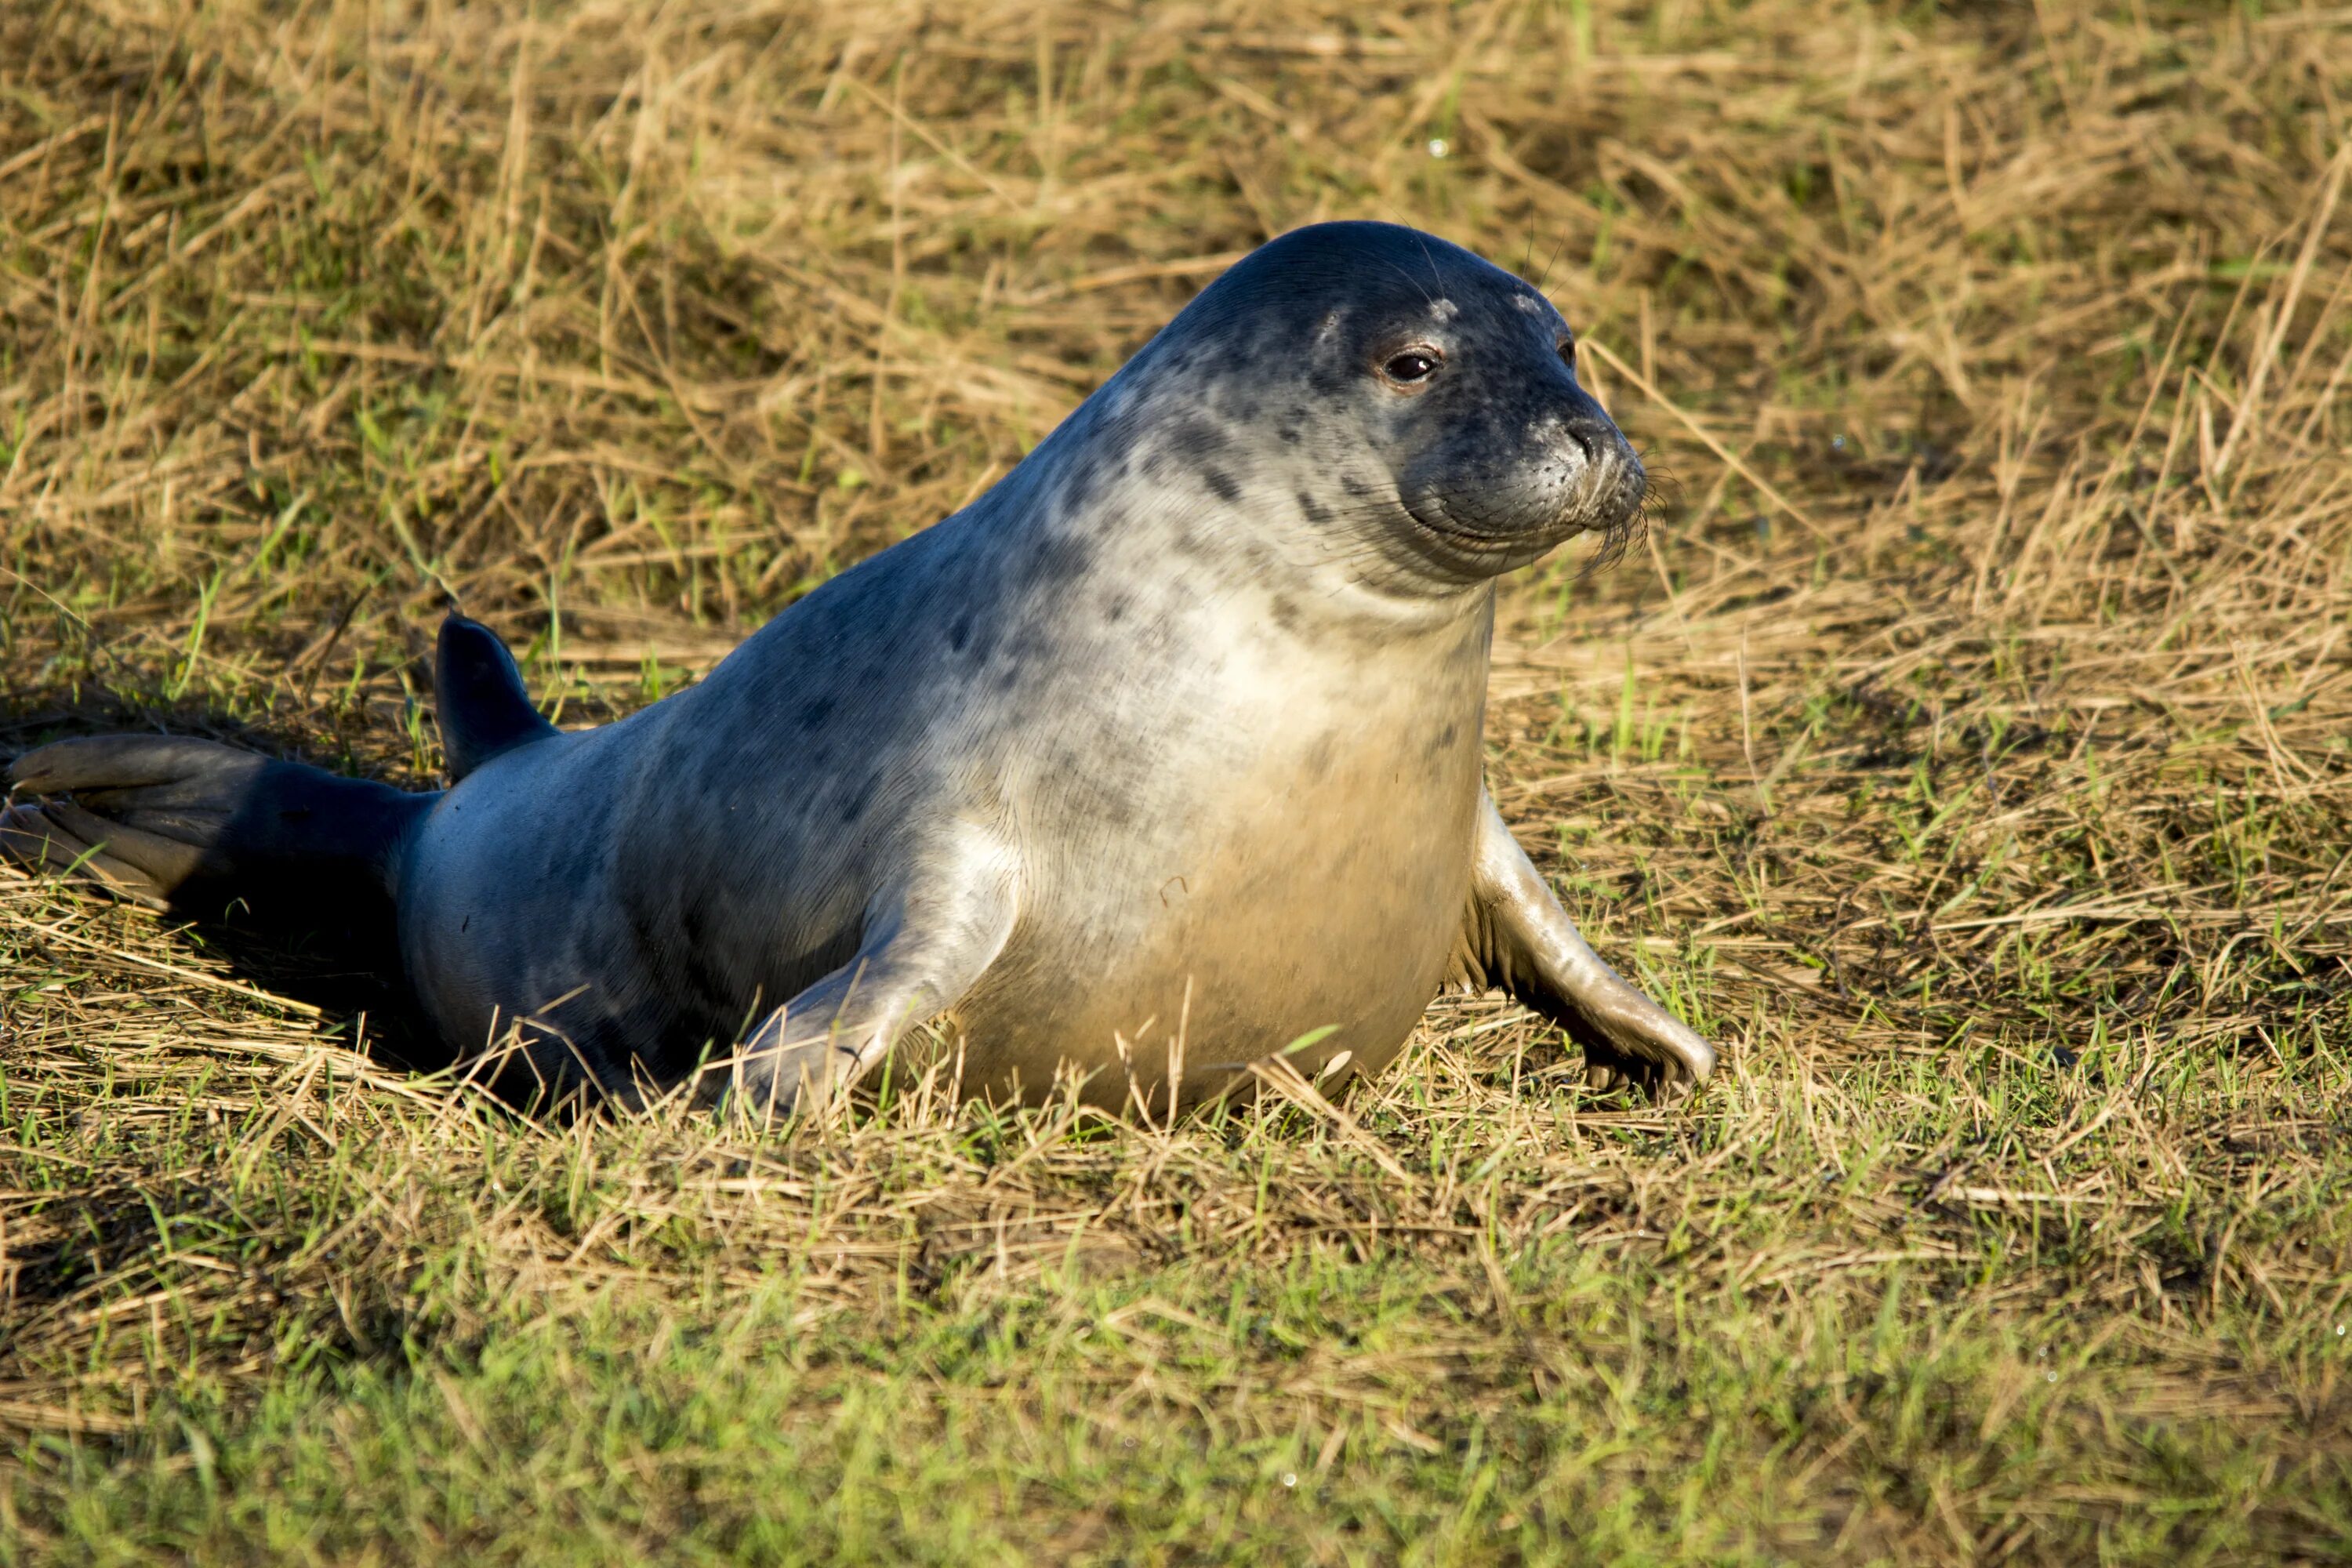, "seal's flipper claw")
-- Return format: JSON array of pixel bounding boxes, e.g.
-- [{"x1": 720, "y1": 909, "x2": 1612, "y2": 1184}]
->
[
  {"x1": 434, "y1": 615, "x2": 559, "y2": 782},
  {"x1": 1455, "y1": 793, "x2": 1716, "y2": 1102},
  {"x1": 714, "y1": 1014, "x2": 863, "y2": 1125}
]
